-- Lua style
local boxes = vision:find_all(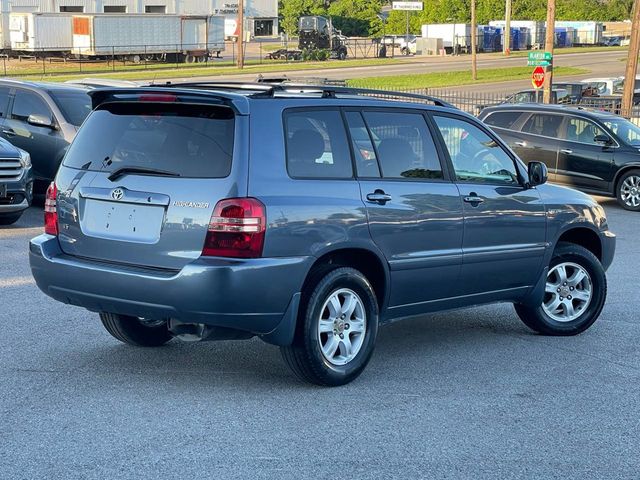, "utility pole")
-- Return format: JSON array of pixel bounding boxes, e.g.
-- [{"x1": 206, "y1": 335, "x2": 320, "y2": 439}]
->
[
  {"x1": 622, "y1": 0, "x2": 640, "y2": 118},
  {"x1": 237, "y1": 0, "x2": 244, "y2": 69},
  {"x1": 471, "y1": 0, "x2": 477, "y2": 79},
  {"x1": 543, "y1": 0, "x2": 556, "y2": 104},
  {"x1": 504, "y1": 0, "x2": 511, "y2": 55}
]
